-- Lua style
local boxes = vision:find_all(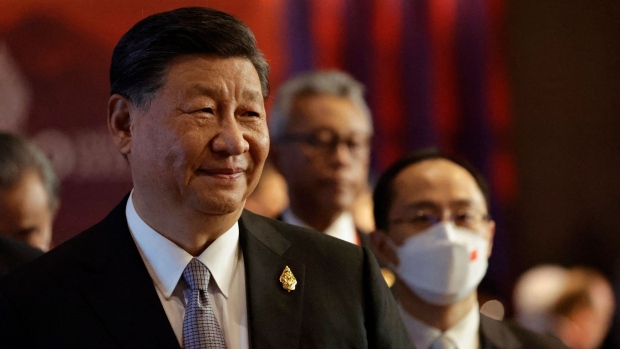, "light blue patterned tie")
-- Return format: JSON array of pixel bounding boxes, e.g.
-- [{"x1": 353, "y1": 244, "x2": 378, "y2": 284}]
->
[{"x1": 182, "y1": 258, "x2": 226, "y2": 349}]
